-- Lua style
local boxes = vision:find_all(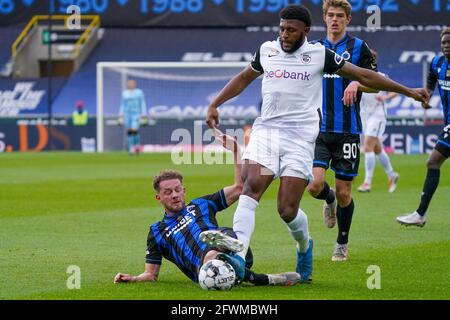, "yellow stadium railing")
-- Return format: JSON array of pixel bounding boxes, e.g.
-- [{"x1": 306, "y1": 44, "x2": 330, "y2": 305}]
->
[
  {"x1": 74, "y1": 15, "x2": 100, "y2": 58},
  {"x1": 12, "y1": 15, "x2": 100, "y2": 59}
]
